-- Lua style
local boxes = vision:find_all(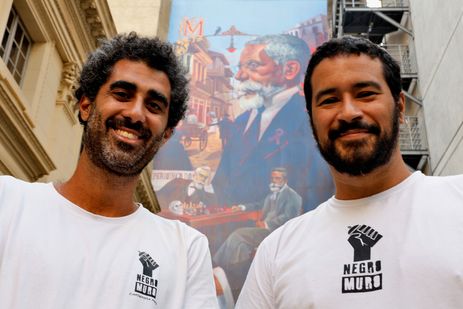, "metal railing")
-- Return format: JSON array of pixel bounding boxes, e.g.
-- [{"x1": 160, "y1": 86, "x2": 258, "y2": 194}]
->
[
  {"x1": 341, "y1": 0, "x2": 409, "y2": 8},
  {"x1": 399, "y1": 116, "x2": 427, "y2": 151},
  {"x1": 382, "y1": 44, "x2": 418, "y2": 75}
]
